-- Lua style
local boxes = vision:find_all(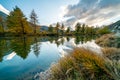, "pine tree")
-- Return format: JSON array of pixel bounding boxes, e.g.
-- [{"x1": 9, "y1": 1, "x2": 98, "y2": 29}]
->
[
  {"x1": 30, "y1": 10, "x2": 38, "y2": 34},
  {"x1": 61, "y1": 23, "x2": 65, "y2": 35},
  {"x1": 66, "y1": 27, "x2": 70, "y2": 34},
  {"x1": 81, "y1": 24, "x2": 85, "y2": 35},
  {"x1": 55, "y1": 22, "x2": 60, "y2": 35},
  {"x1": 48, "y1": 25, "x2": 53, "y2": 33},
  {"x1": 75, "y1": 23, "x2": 81, "y2": 33}
]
